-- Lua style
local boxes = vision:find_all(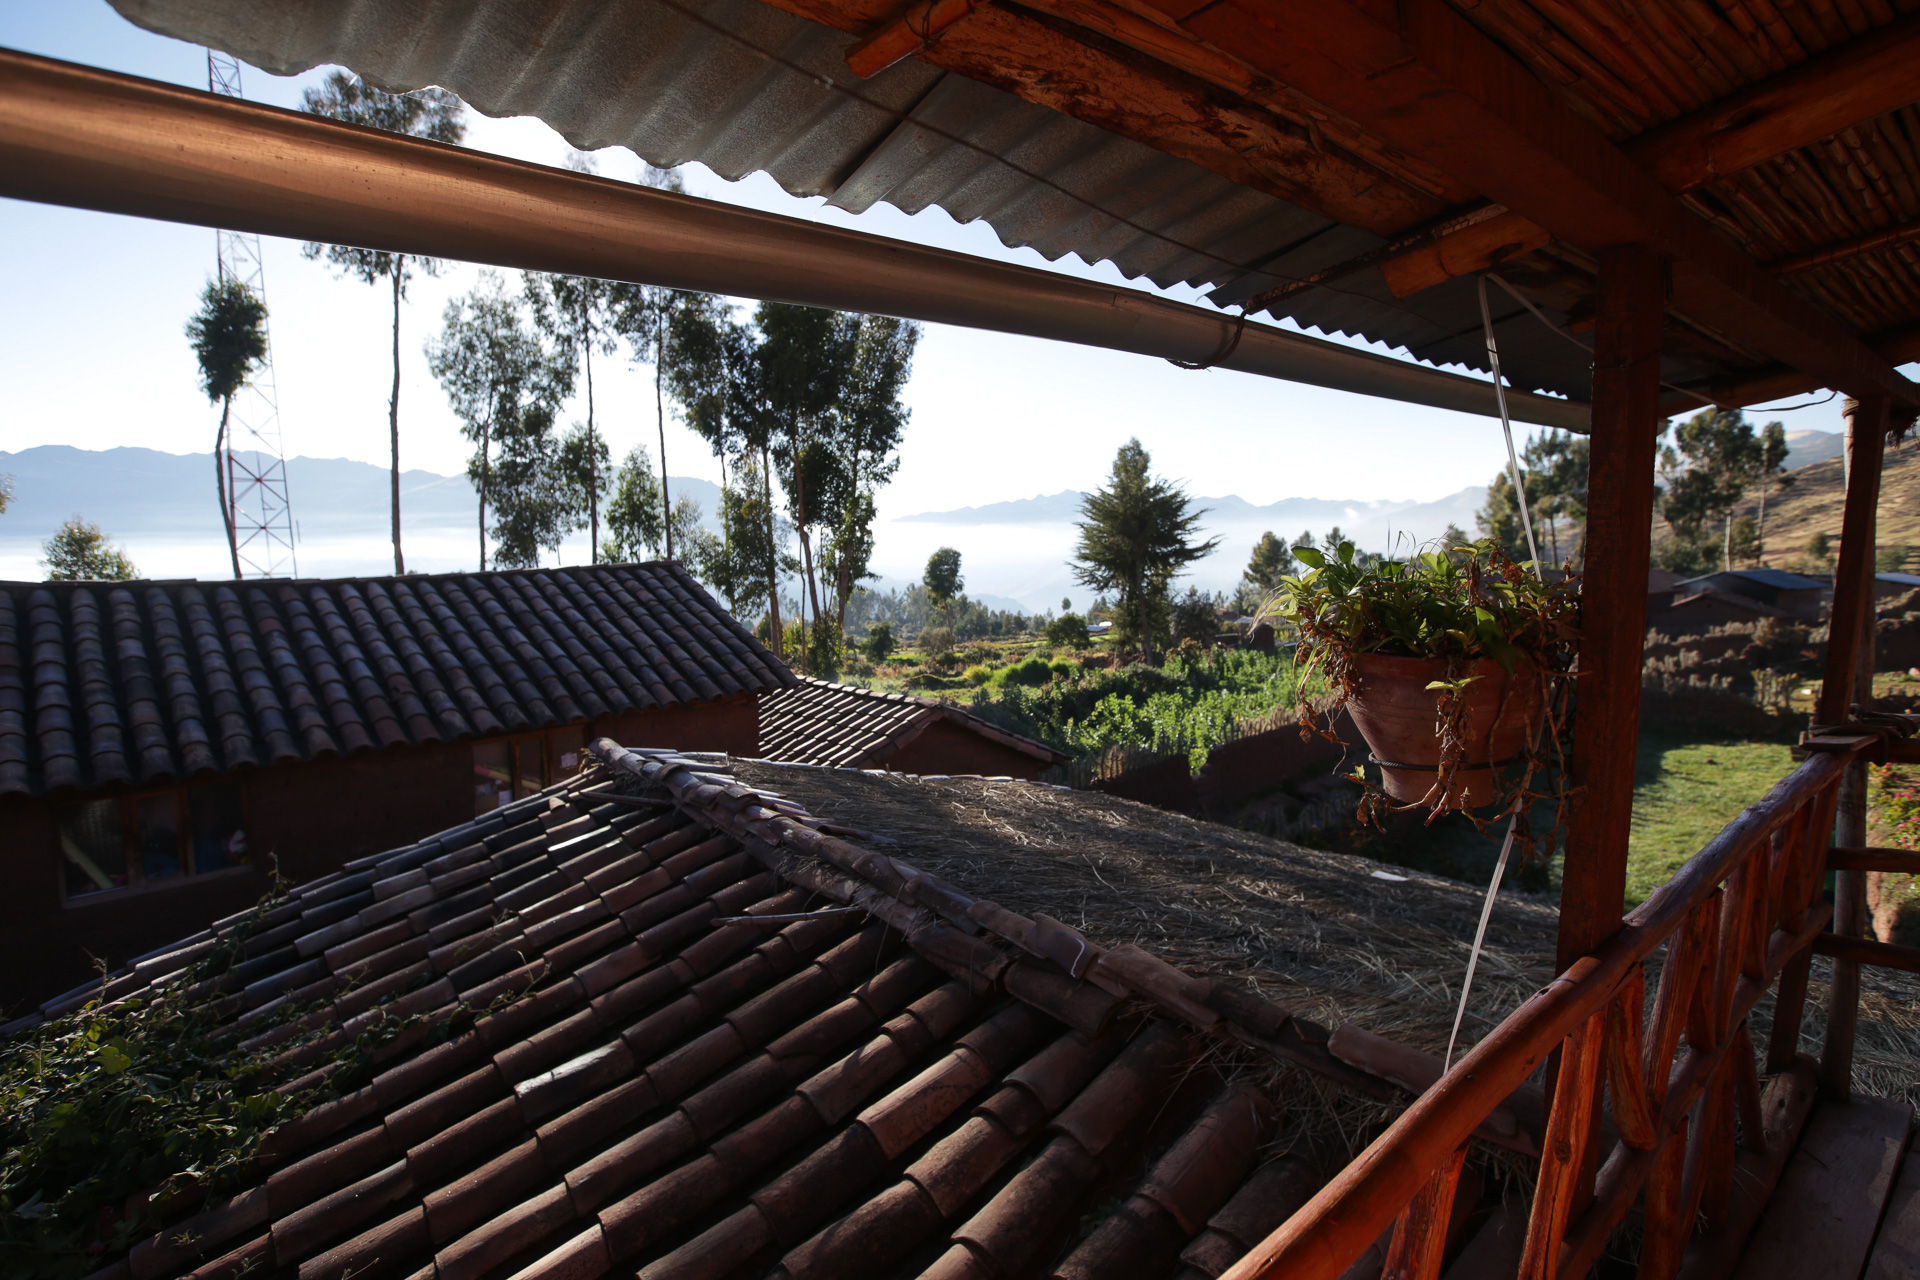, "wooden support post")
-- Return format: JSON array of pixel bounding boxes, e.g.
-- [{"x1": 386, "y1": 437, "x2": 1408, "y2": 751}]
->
[
  {"x1": 1820, "y1": 395, "x2": 1888, "y2": 1101},
  {"x1": 1560, "y1": 244, "x2": 1666, "y2": 973}
]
